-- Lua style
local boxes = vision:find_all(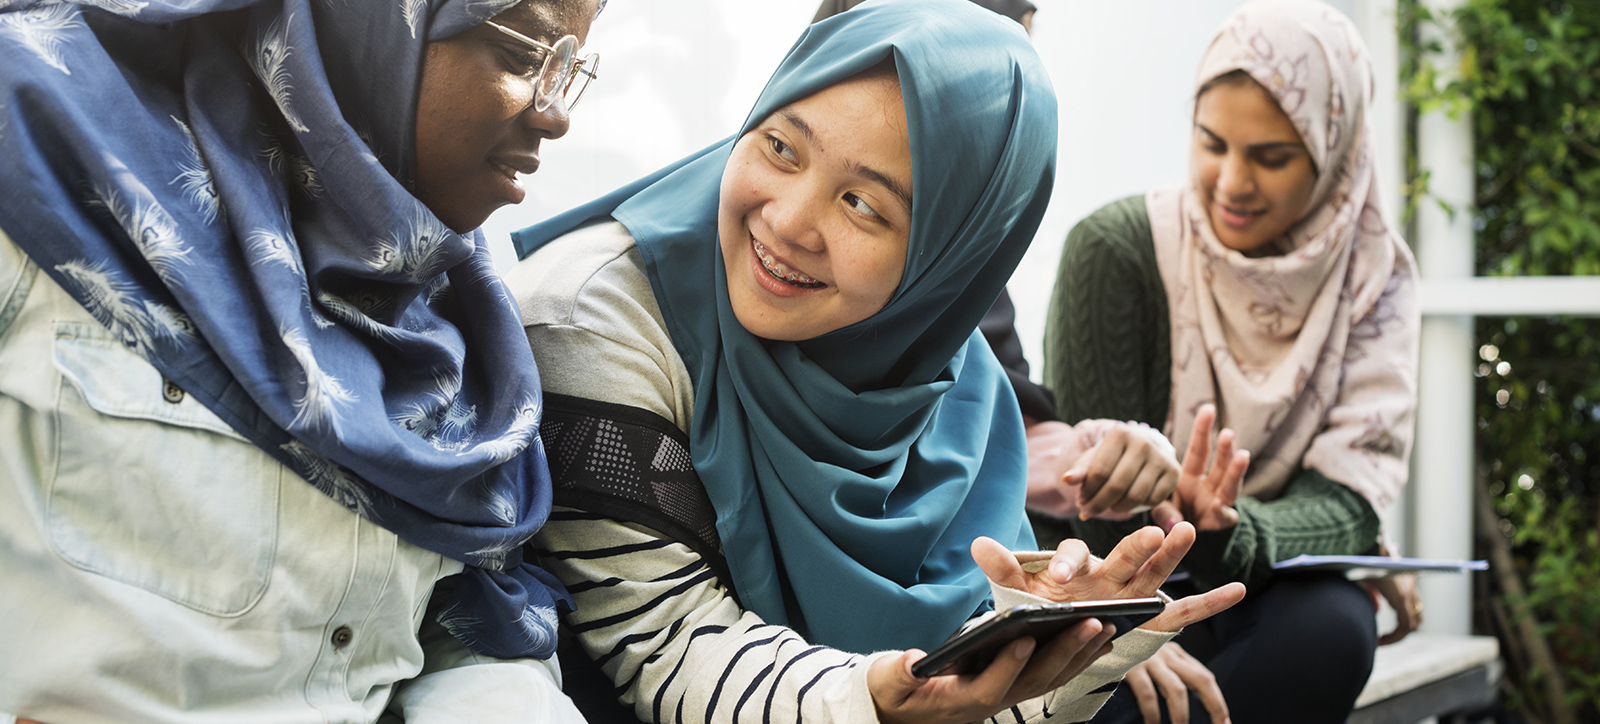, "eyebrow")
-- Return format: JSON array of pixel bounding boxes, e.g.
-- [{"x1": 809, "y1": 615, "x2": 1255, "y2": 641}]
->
[
  {"x1": 489, "y1": 15, "x2": 562, "y2": 47},
  {"x1": 778, "y1": 108, "x2": 914, "y2": 215},
  {"x1": 1195, "y1": 123, "x2": 1305, "y2": 153}
]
